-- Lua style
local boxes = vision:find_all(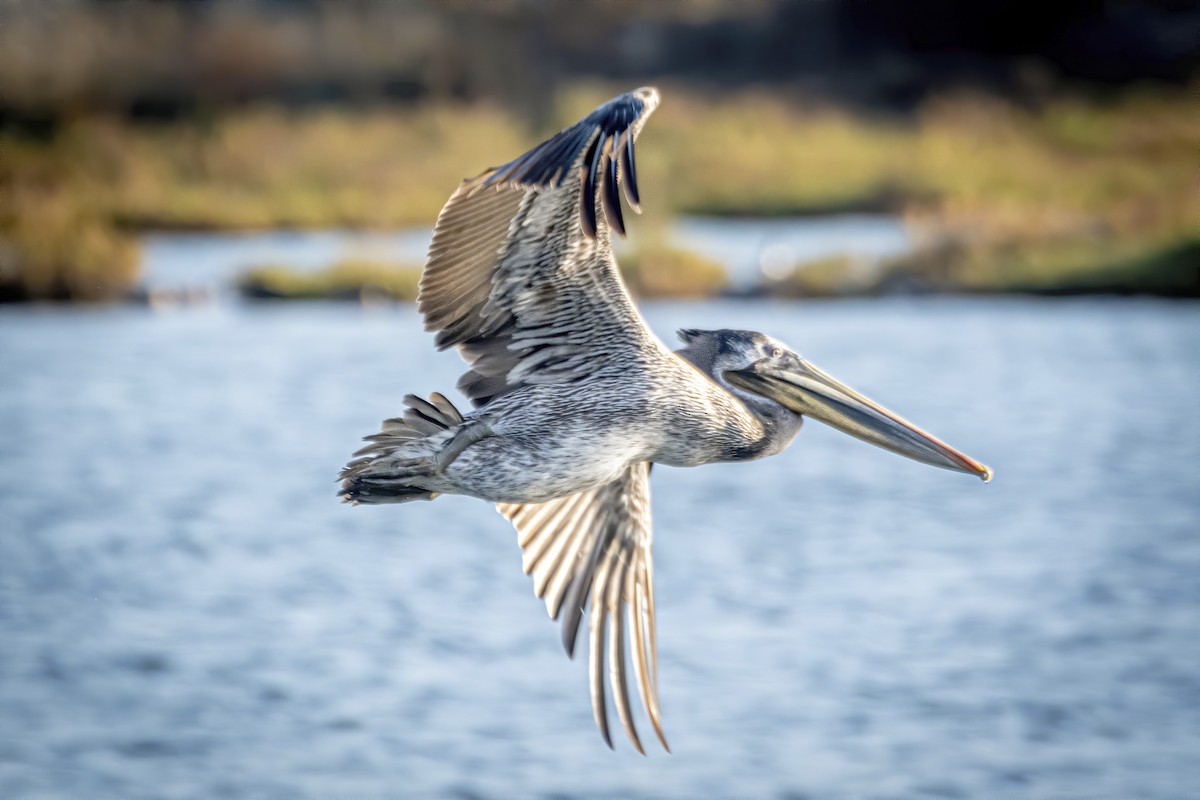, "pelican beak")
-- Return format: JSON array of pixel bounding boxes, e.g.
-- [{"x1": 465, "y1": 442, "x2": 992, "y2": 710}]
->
[{"x1": 727, "y1": 358, "x2": 993, "y2": 481}]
